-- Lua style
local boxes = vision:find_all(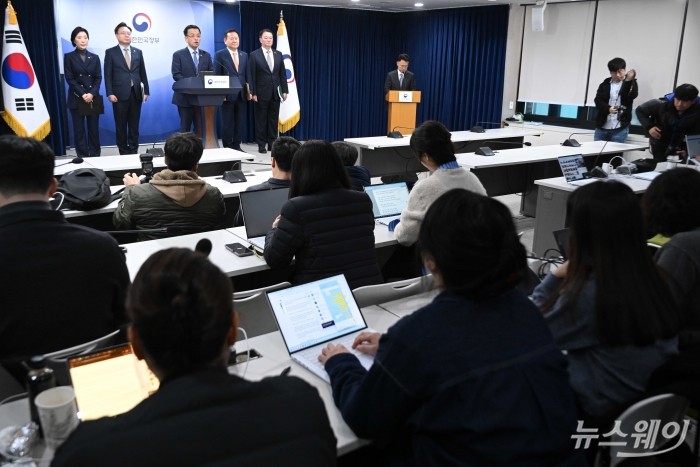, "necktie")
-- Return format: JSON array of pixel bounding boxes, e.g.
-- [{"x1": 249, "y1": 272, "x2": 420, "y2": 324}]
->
[
  {"x1": 192, "y1": 50, "x2": 199, "y2": 72},
  {"x1": 123, "y1": 48, "x2": 131, "y2": 69},
  {"x1": 399, "y1": 73, "x2": 404, "y2": 88},
  {"x1": 232, "y1": 51, "x2": 239, "y2": 72},
  {"x1": 266, "y1": 50, "x2": 273, "y2": 72}
]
